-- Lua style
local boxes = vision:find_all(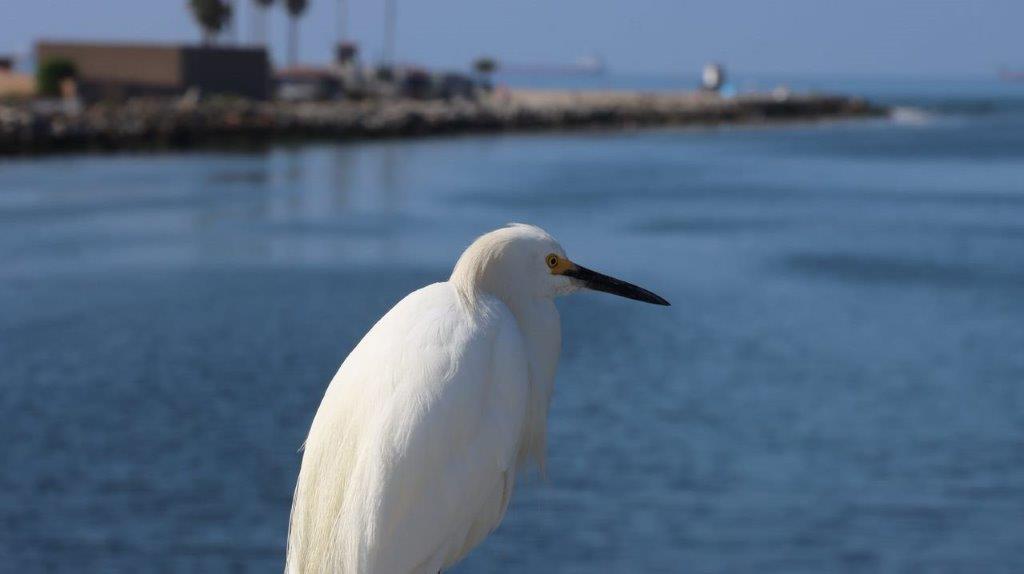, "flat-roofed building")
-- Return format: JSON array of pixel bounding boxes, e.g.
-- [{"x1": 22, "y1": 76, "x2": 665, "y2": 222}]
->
[
  {"x1": 35, "y1": 41, "x2": 271, "y2": 101},
  {"x1": 0, "y1": 70, "x2": 34, "y2": 98}
]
